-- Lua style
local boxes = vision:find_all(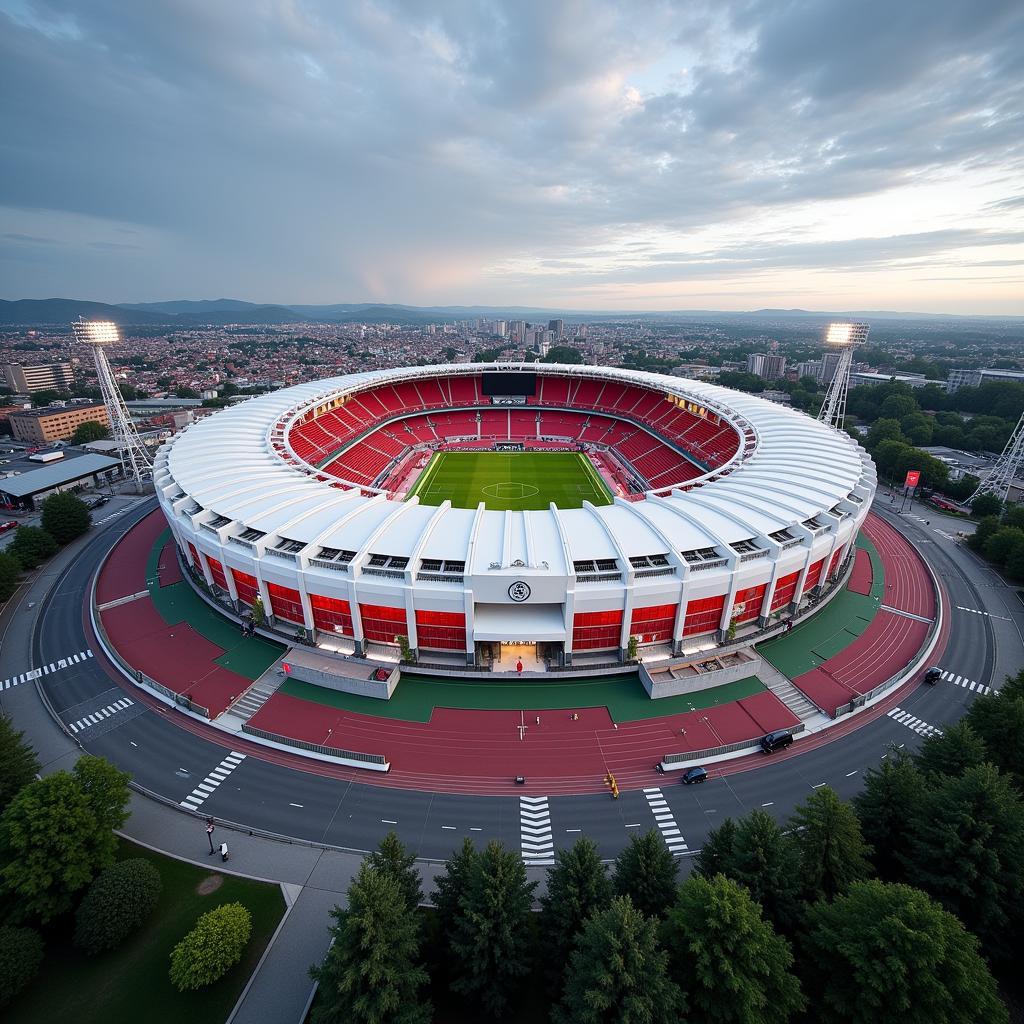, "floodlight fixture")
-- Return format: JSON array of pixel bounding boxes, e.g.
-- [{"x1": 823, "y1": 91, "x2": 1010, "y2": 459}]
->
[
  {"x1": 817, "y1": 322, "x2": 869, "y2": 431},
  {"x1": 71, "y1": 316, "x2": 153, "y2": 489},
  {"x1": 71, "y1": 319, "x2": 120, "y2": 345}
]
